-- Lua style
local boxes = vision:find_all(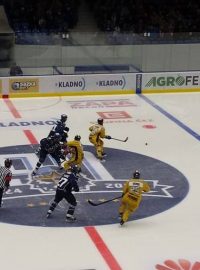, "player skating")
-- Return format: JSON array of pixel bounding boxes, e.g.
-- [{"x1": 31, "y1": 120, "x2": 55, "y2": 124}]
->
[
  {"x1": 32, "y1": 133, "x2": 64, "y2": 176},
  {"x1": 119, "y1": 170, "x2": 150, "y2": 226},
  {"x1": 46, "y1": 165, "x2": 80, "y2": 222},
  {"x1": 89, "y1": 118, "x2": 111, "y2": 161},
  {"x1": 48, "y1": 114, "x2": 69, "y2": 143},
  {"x1": 62, "y1": 135, "x2": 84, "y2": 172},
  {"x1": 35, "y1": 114, "x2": 69, "y2": 156}
]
